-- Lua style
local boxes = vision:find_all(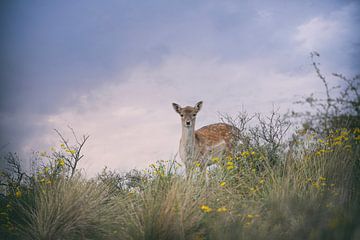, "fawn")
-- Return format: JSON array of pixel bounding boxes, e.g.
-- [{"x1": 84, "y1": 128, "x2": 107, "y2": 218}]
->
[{"x1": 172, "y1": 101, "x2": 239, "y2": 173}]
